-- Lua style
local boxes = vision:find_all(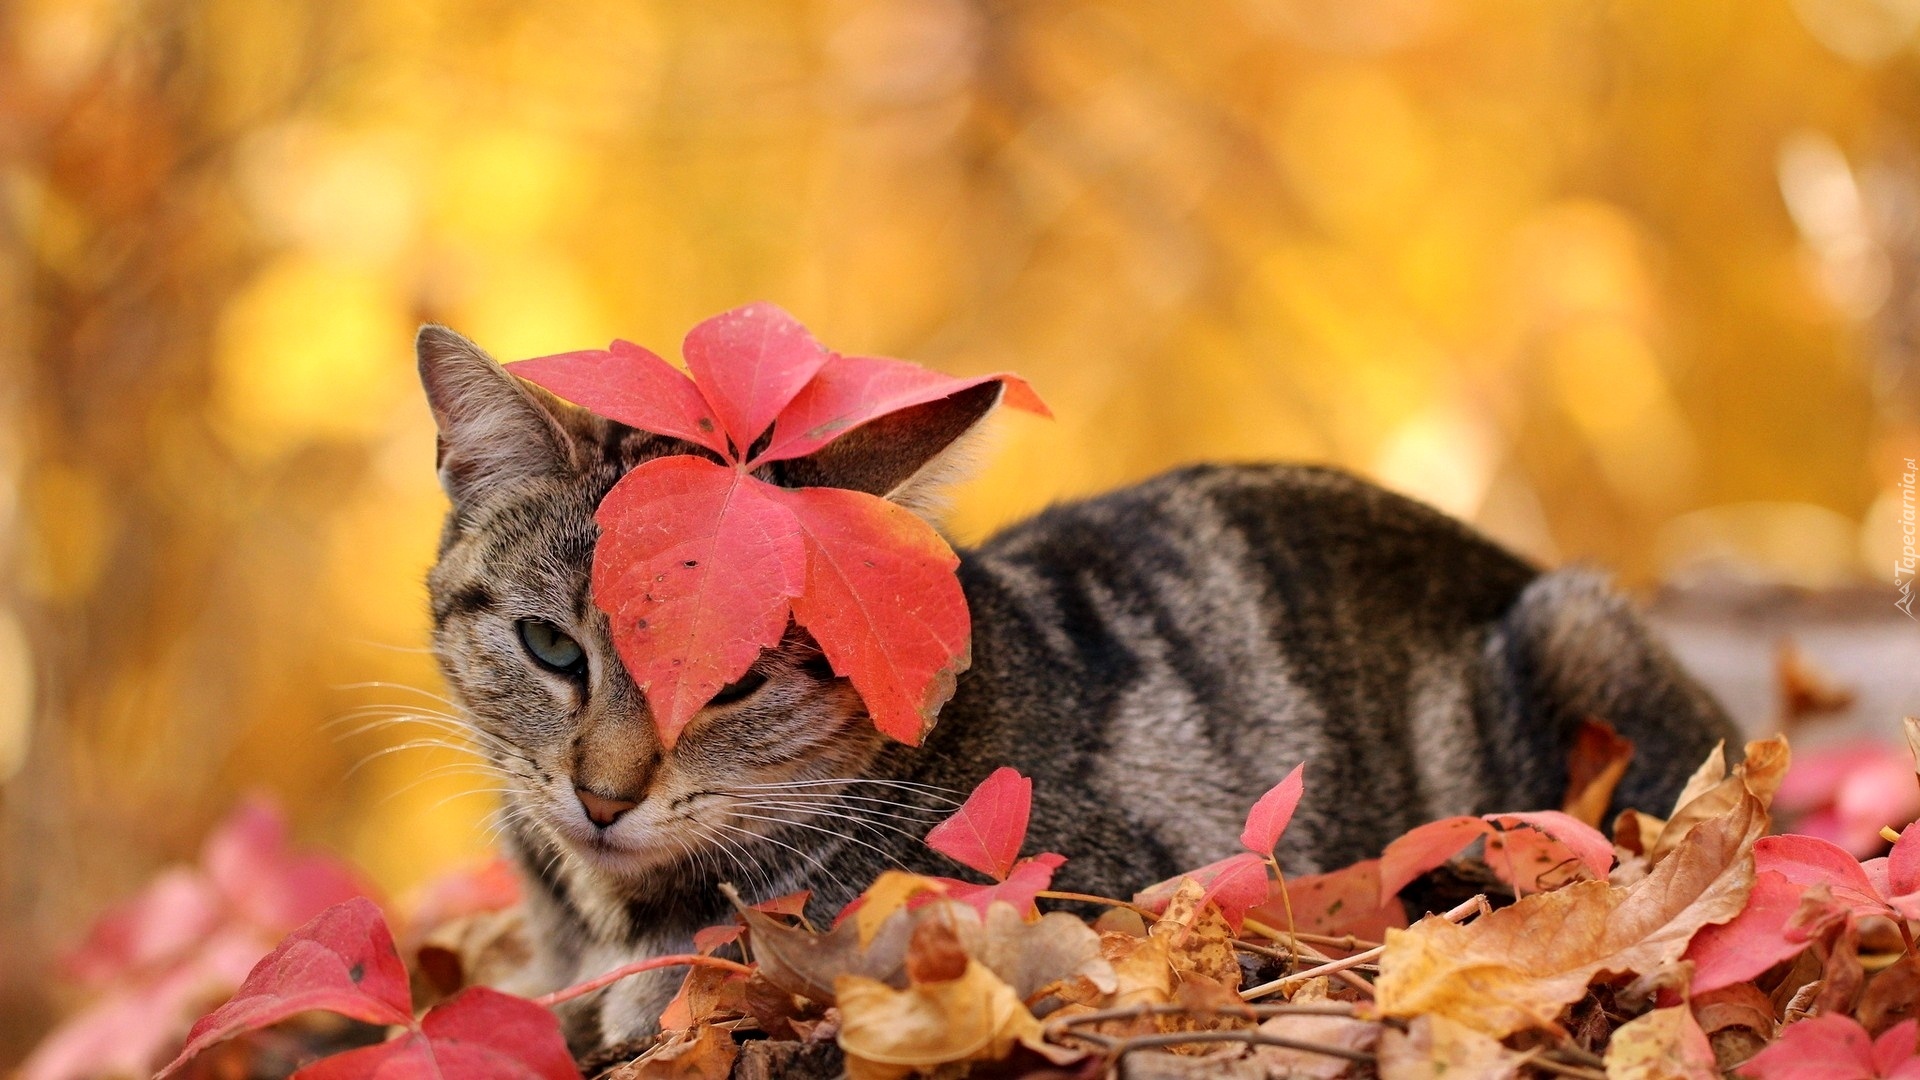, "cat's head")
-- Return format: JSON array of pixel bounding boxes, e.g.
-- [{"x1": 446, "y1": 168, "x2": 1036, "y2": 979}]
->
[{"x1": 416, "y1": 326, "x2": 1002, "y2": 879}]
